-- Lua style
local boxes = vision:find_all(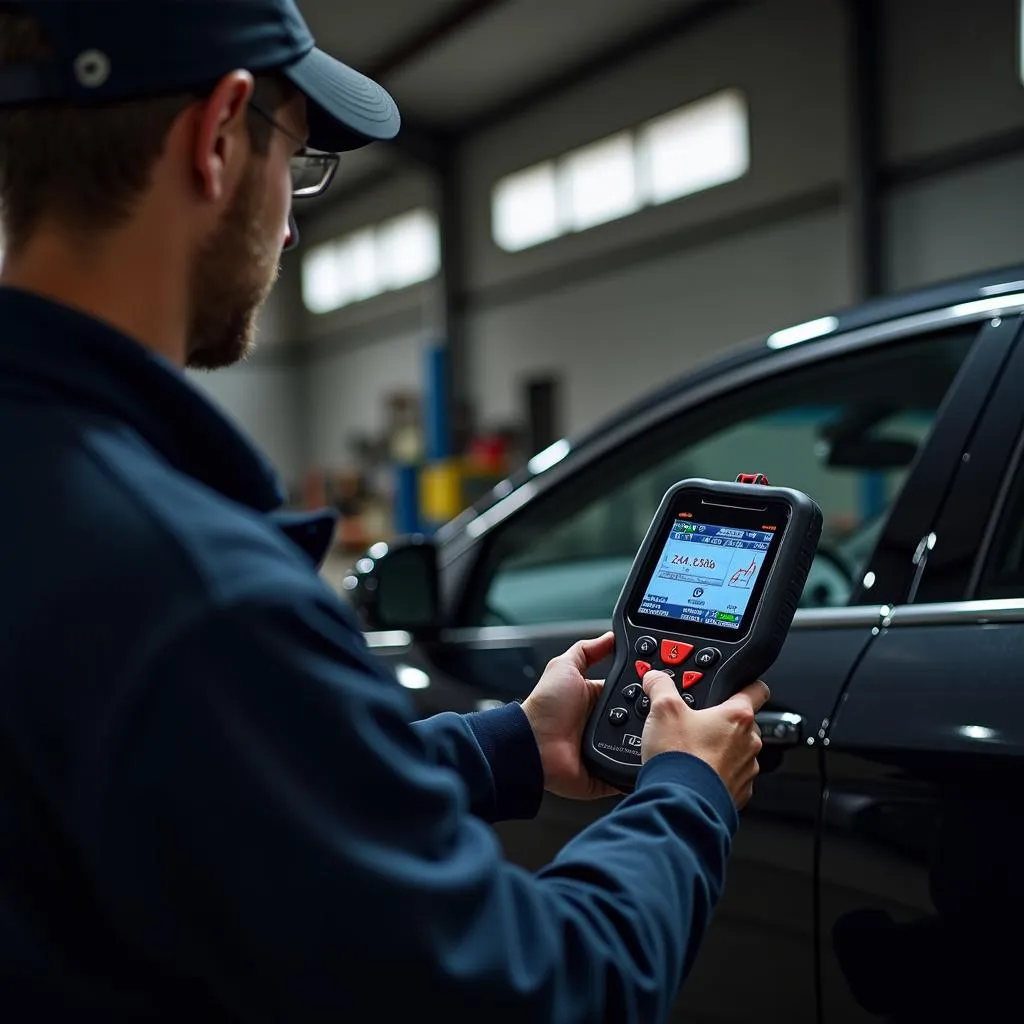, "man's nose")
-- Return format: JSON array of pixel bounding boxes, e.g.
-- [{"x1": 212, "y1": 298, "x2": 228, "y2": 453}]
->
[{"x1": 282, "y1": 211, "x2": 299, "y2": 253}]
